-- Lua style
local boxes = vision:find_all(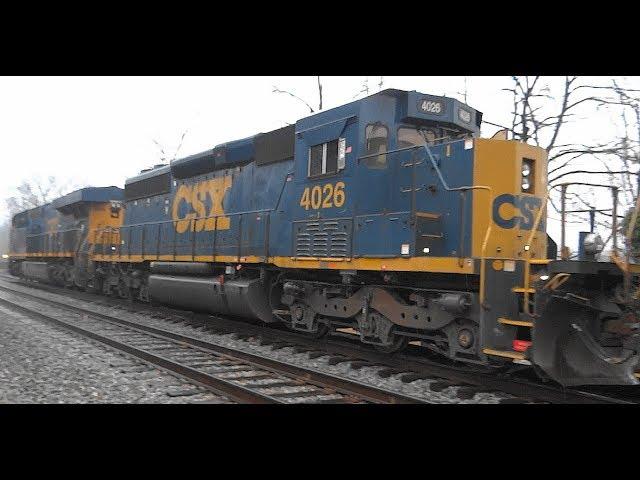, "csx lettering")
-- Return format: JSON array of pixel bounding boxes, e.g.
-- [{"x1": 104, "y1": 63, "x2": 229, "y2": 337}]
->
[
  {"x1": 300, "y1": 182, "x2": 346, "y2": 211},
  {"x1": 171, "y1": 177, "x2": 232, "y2": 234},
  {"x1": 492, "y1": 194, "x2": 544, "y2": 231}
]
